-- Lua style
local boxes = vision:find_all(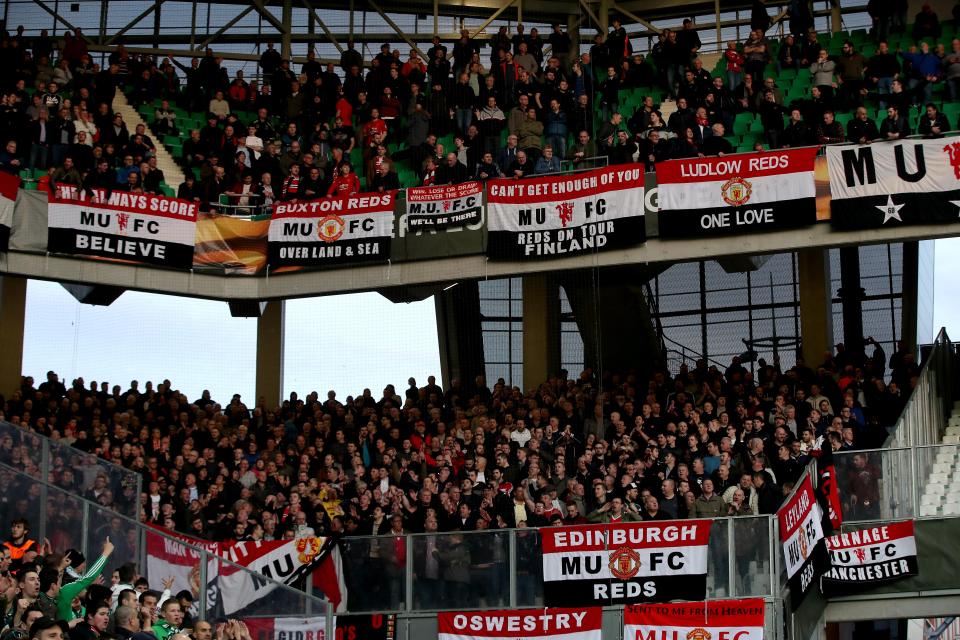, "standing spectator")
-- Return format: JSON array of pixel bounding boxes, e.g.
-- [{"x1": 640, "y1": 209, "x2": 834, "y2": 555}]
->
[
  {"x1": 900, "y1": 42, "x2": 942, "y2": 105},
  {"x1": 913, "y1": 4, "x2": 942, "y2": 41},
  {"x1": 835, "y1": 41, "x2": 867, "y2": 109},
  {"x1": 866, "y1": 41, "x2": 900, "y2": 108},
  {"x1": 809, "y1": 49, "x2": 837, "y2": 101},
  {"x1": 743, "y1": 29, "x2": 769, "y2": 85},
  {"x1": 725, "y1": 42, "x2": 745, "y2": 90},
  {"x1": 778, "y1": 35, "x2": 801, "y2": 72}
]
